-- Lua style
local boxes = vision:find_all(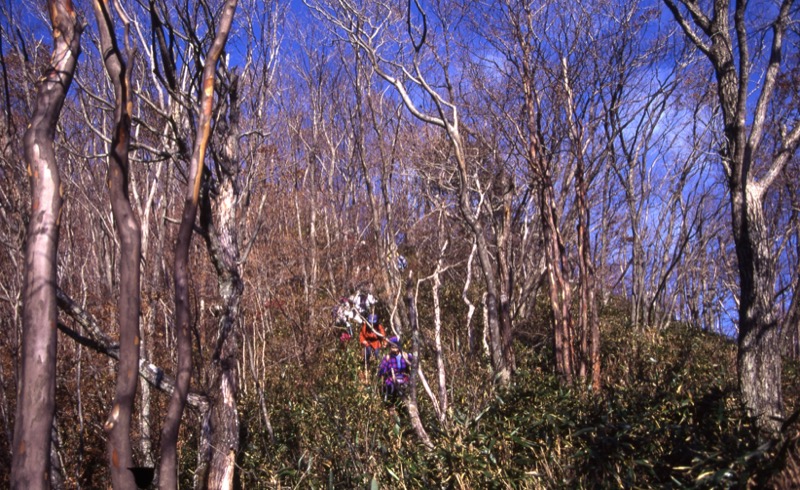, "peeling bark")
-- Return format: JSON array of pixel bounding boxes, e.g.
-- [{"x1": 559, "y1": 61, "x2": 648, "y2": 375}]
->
[
  {"x1": 12, "y1": 1, "x2": 81, "y2": 487},
  {"x1": 196, "y1": 72, "x2": 244, "y2": 490}
]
